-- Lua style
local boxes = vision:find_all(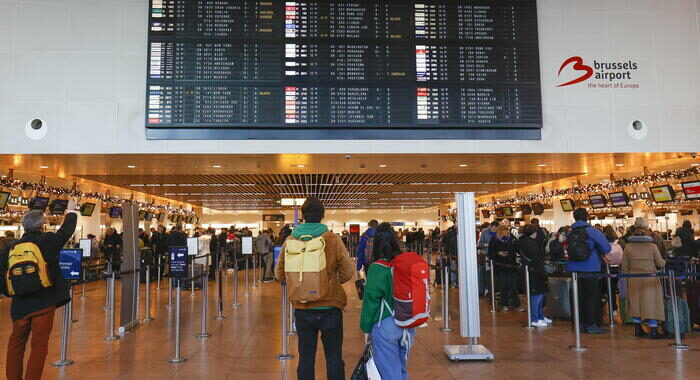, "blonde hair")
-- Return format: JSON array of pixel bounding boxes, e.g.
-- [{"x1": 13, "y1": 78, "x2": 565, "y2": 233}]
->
[{"x1": 496, "y1": 225, "x2": 510, "y2": 238}]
